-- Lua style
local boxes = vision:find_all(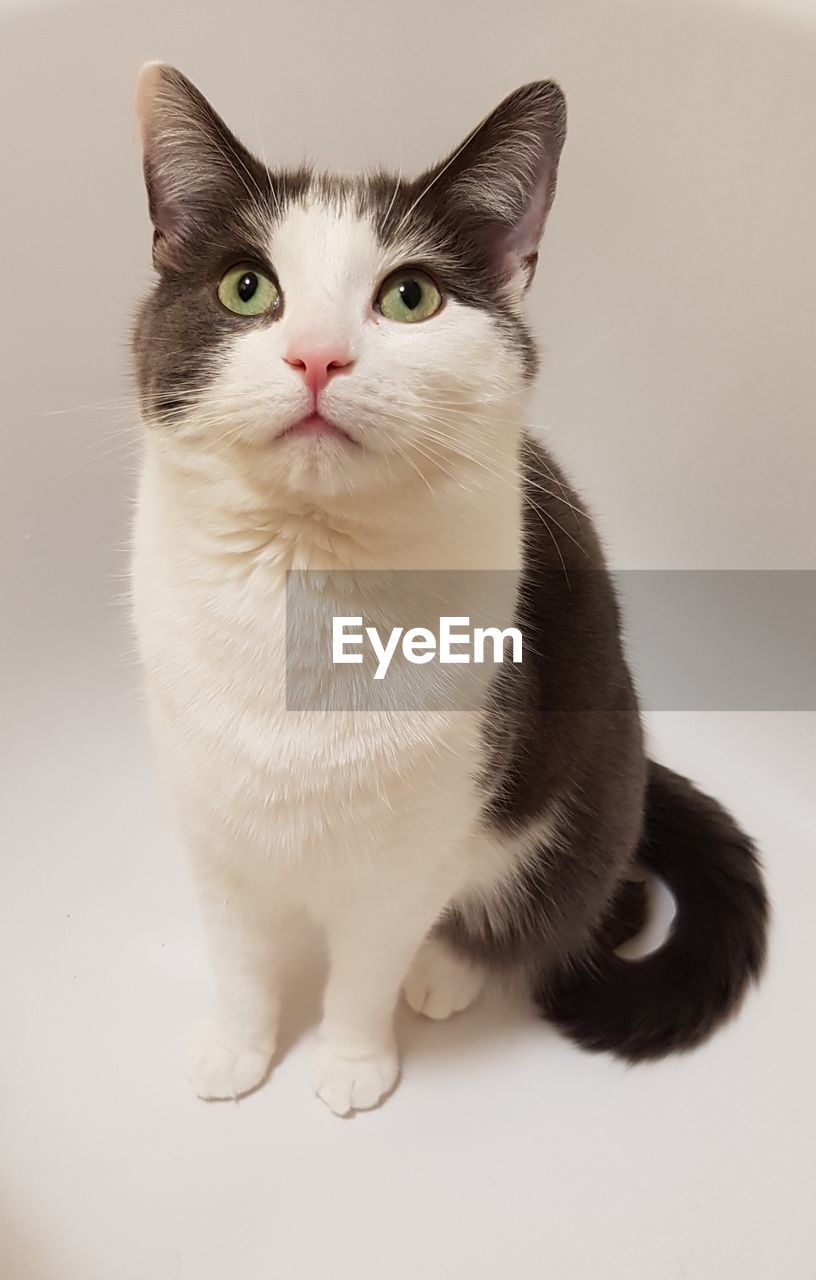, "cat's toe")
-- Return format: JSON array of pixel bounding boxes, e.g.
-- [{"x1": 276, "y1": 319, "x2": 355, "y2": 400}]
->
[
  {"x1": 313, "y1": 1044, "x2": 399, "y2": 1116},
  {"x1": 186, "y1": 1022, "x2": 274, "y2": 1100},
  {"x1": 404, "y1": 940, "x2": 486, "y2": 1020}
]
